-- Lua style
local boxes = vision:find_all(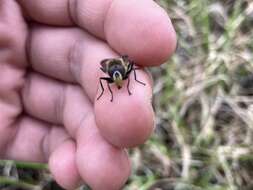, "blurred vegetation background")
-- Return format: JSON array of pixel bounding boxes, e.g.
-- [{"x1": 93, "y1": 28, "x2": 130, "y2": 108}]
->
[{"x1": 1, "y1": 0, "x2": 253, "y2": 189}]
